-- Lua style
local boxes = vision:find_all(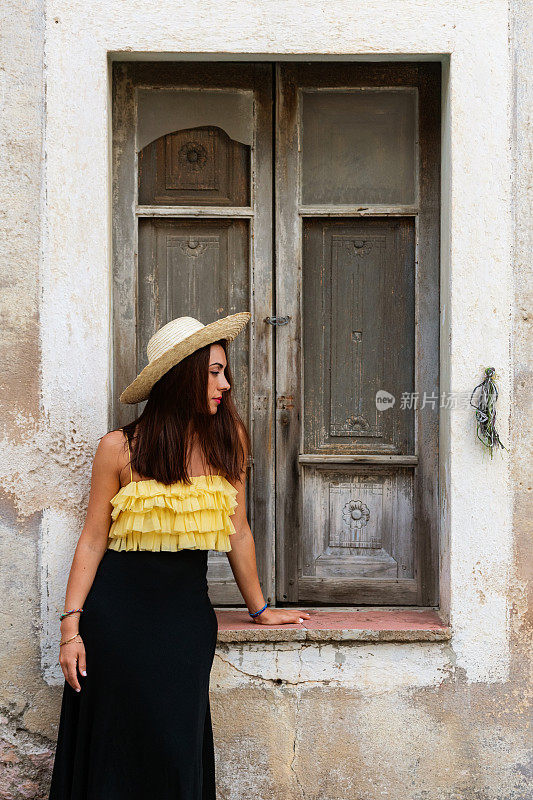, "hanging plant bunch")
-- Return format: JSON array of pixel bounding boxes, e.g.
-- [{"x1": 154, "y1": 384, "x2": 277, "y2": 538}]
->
[{"x1": 469, "y1": 367, "x2": 508, "y2": 458}]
